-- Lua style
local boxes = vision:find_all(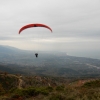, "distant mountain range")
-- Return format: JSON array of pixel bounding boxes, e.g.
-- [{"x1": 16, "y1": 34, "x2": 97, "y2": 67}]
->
[{"x1": 0, "y1": 45, "x2": 100, "y2": 77}]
